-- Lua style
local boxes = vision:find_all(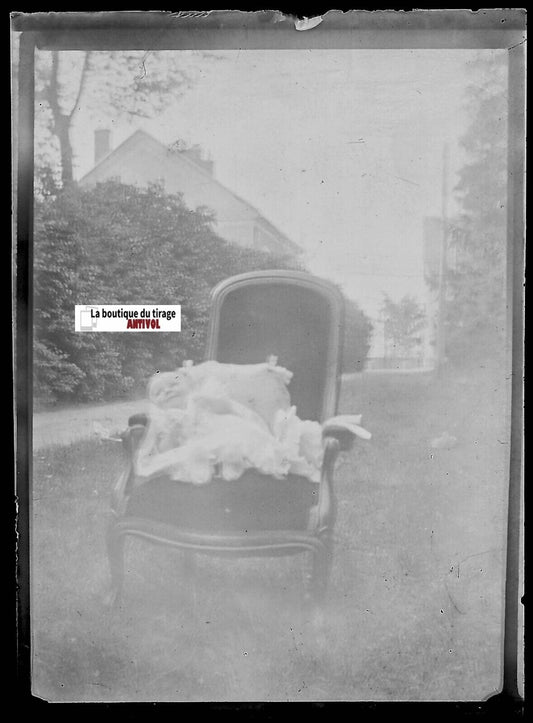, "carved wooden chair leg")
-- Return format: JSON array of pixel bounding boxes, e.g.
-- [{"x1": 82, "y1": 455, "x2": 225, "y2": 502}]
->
[
  {"x1": 302, "y1": 539, "x2": 331, "y2": 650},
  {"x1": 104, "y1": 520, "x2": 125, "y2": 607}
]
